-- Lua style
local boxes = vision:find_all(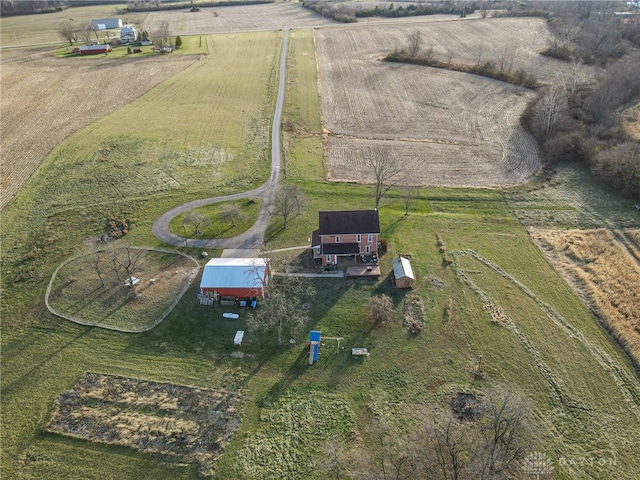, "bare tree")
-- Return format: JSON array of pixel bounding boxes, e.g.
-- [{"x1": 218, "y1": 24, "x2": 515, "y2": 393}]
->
[
  {"x1": 406, "y1": 29, "x2": 422, "y2": 57},
  {"x1": 419, "y1": 411, "x2": 474, "y2": 480},
  {"x1": 57, "y1": 21, "x2": 77, "y2": 46},
  {"x1": 182, "y1": 210, "x2": 210, "y2": 236},
  {"x1": 90, "y1": 249, "x2": 106, "y2": 288},
  {"x1": 346, "y1": 416, "x2": 420, "y2": 480},
  {"x1": 77, "y1": 27, "x2": 94, "y2": 46},
  {"x1": 246, "y1": 263, "x2": 314, "y2": 346},
  {"x1": 554, "y1": 60, "x2": 593, "y2": 105},
  {"x1": 494, "y1": 46, "x2": 517, "y2": 74},
  {"x1": 474, "y1": 386, "x2": 533, "y2": 479},
  {"x1": 367, "y1": 294, "x2": 395, "y2": 324},
  {"x1": 109, "y1": 245, "x2": 143, "y2": 297},
  {"x1": 152, "y1": 20, "x2": 171, "y2": 51},
  {"x1": 218, "y1": 203, "x2": 246, "y2": 228},
  {"x1": 531, "y1": 86, "x2": 569, "y2": 138},
  {"x1": 82, "y1": 241, "x2": 106, "y2": 287},
  {"x1": 271, "y1": 184, "x2": 305, "y2": 229},
  {"x1": 402, "y1": 186, "x2": 420, "y2": 216},
  {"x1": 590, "y1": 142, "x2": 640, "y2": 197},
  {"x1": 365, "y1": 153, "x2": 403, "y2": 209}
]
